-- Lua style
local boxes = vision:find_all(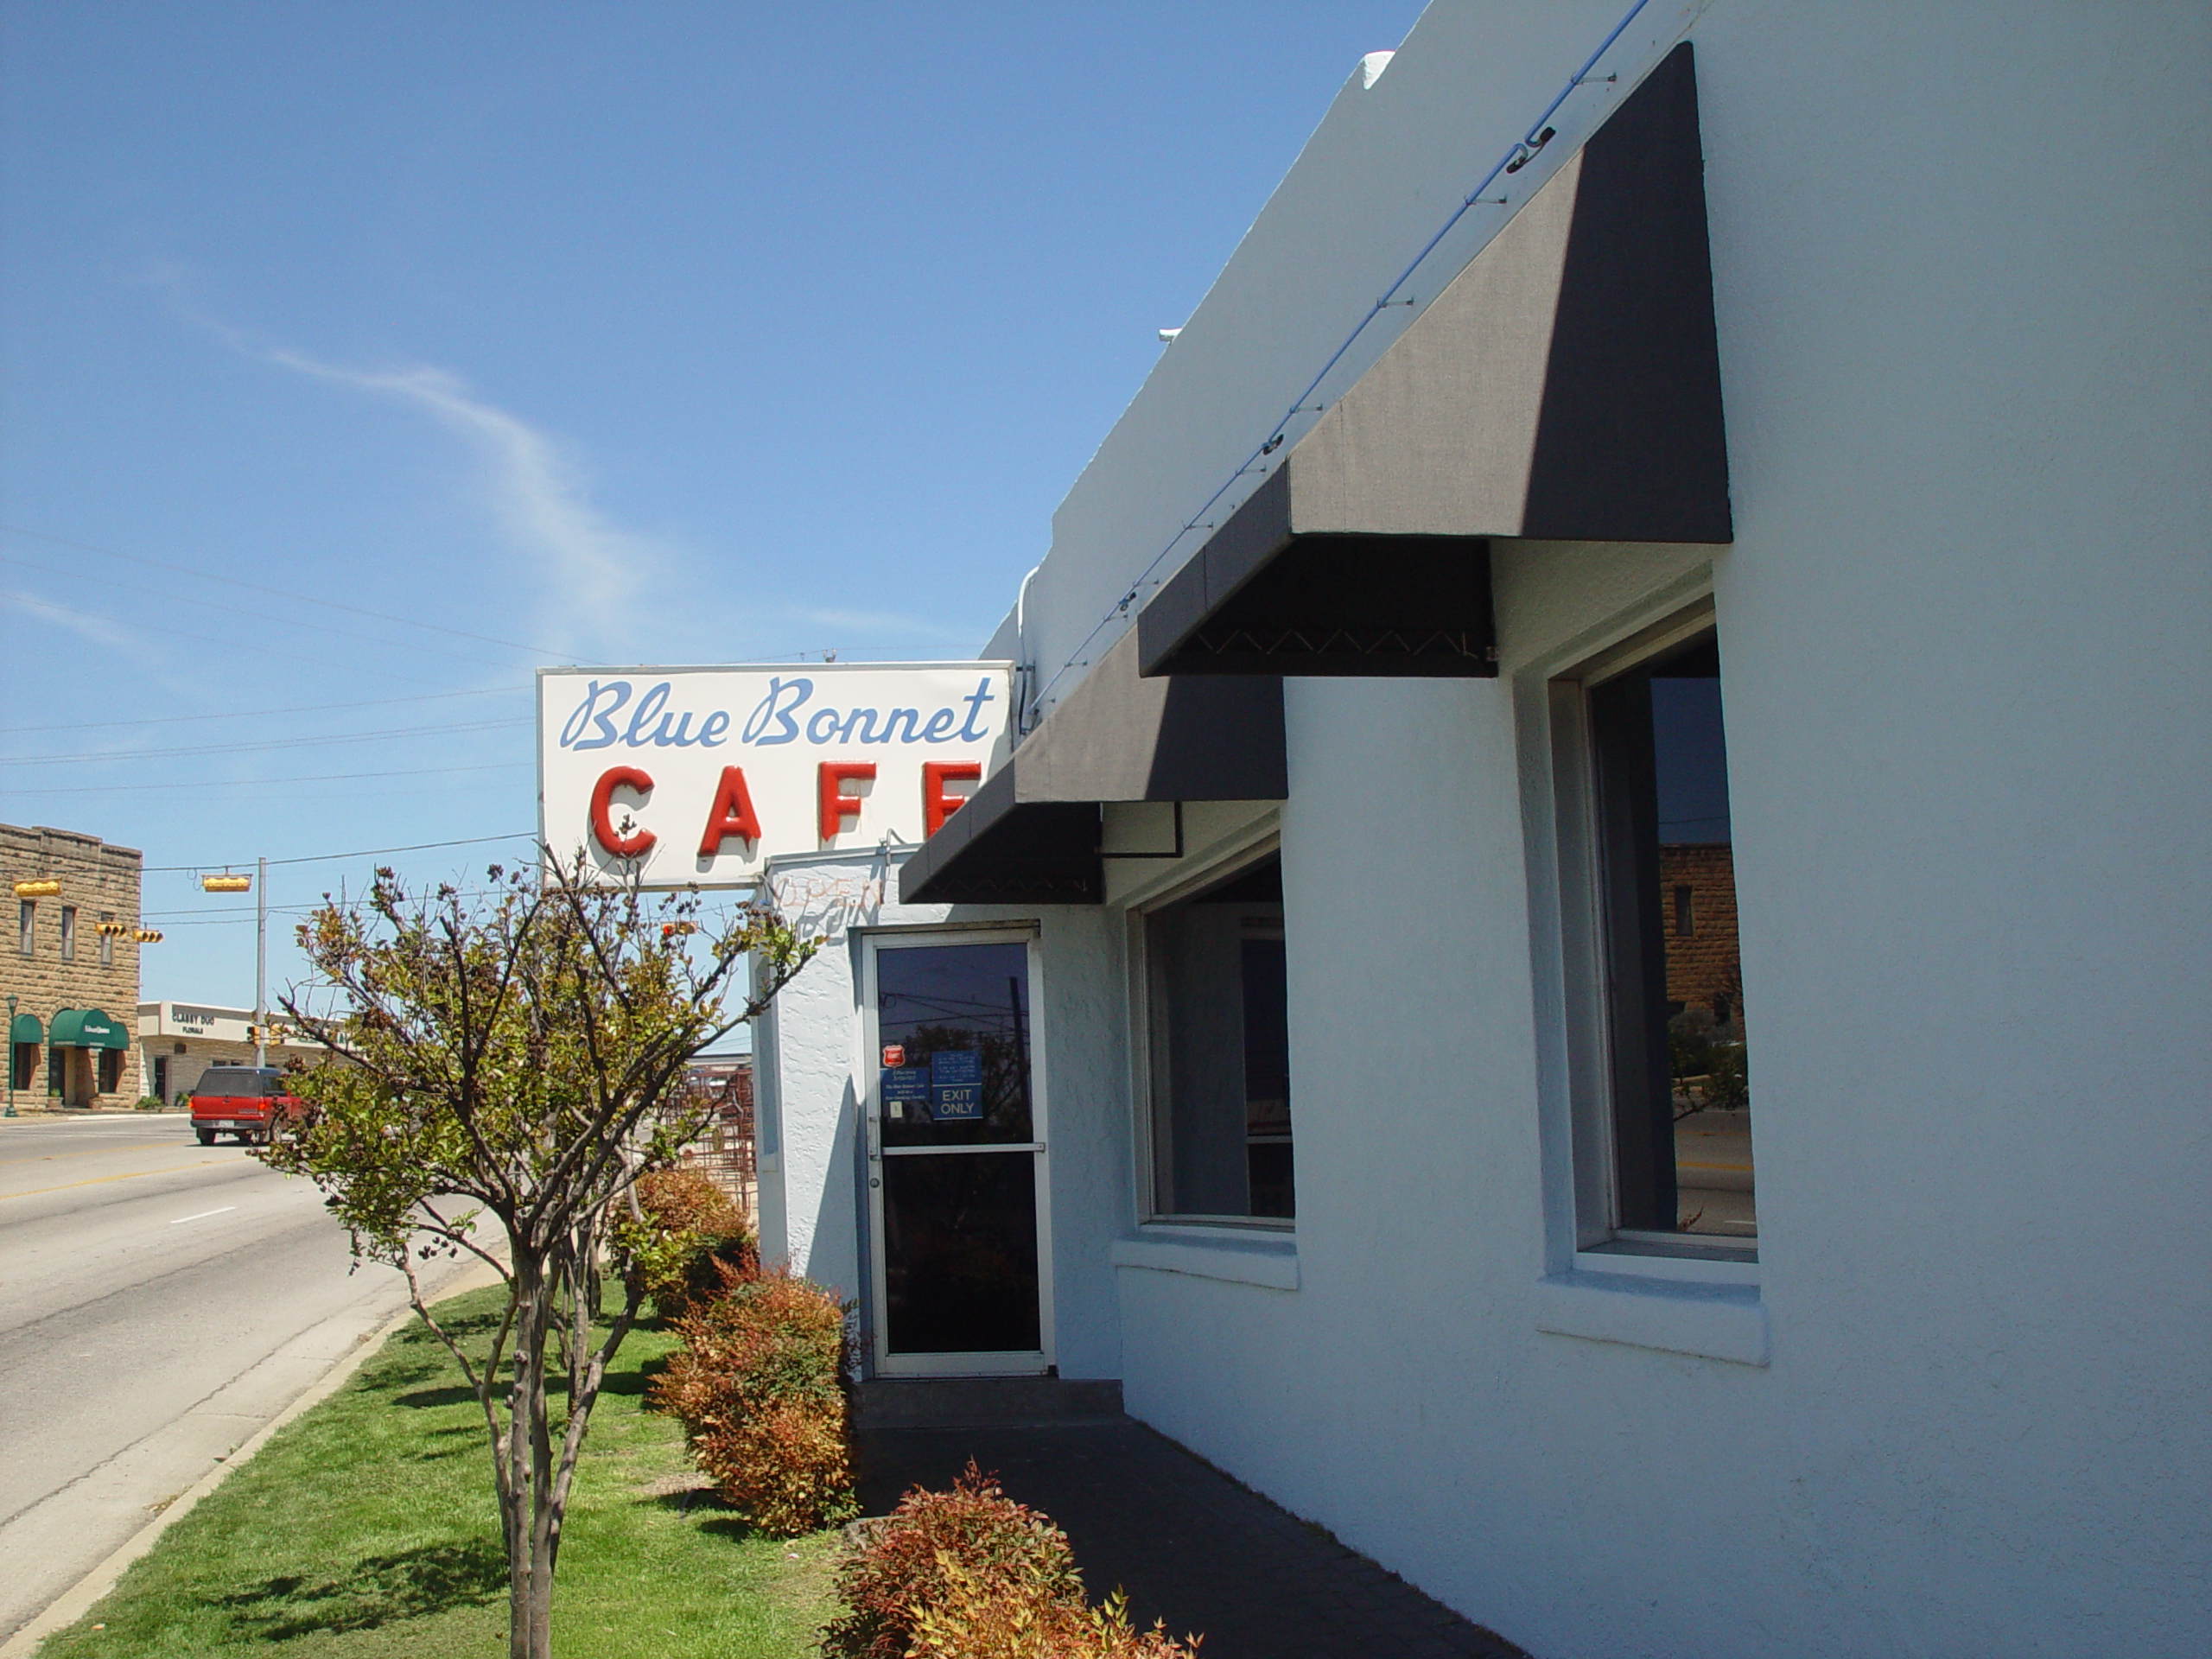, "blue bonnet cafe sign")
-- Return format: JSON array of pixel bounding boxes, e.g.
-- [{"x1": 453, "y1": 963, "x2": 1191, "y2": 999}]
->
[{"x1": 537, "y1": 662, "x2": 1014, "y2": 888}]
